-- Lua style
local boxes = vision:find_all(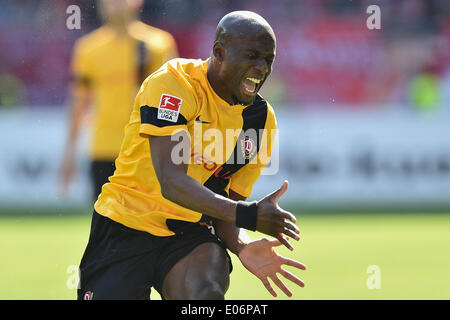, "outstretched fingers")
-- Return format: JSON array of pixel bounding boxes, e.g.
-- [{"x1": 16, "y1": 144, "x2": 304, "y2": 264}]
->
[
  {"x1": 261, "y1": 270, "x2": 305, "y2": 297},
  {"x1": 281, "y1": 256, "x2": 307, "y2": 270},
  {"x1": 275, "y1": 214, "x2": 300, "y2": 250},
  {"x1": 270, "y1": 274, "x2": 292, "y2": 297},
  {"x1": 257, "y1": 241, "x2": 306, "y2": 297},
  {"x1": 281, "y1": 219, "x2": 300, "y2": 240},
  {"x1": 278, "y1": 207, "x2": 296, "y2": 224},
  {"x1": 261, "y1": 278, "x2": 277, "y2": 297},
  {"x1": 280, "y1": 268, "x2": 305, "y2": 288},
  {"x1": 276, "y1": 233, "x2": 294, "y2": 251}
]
